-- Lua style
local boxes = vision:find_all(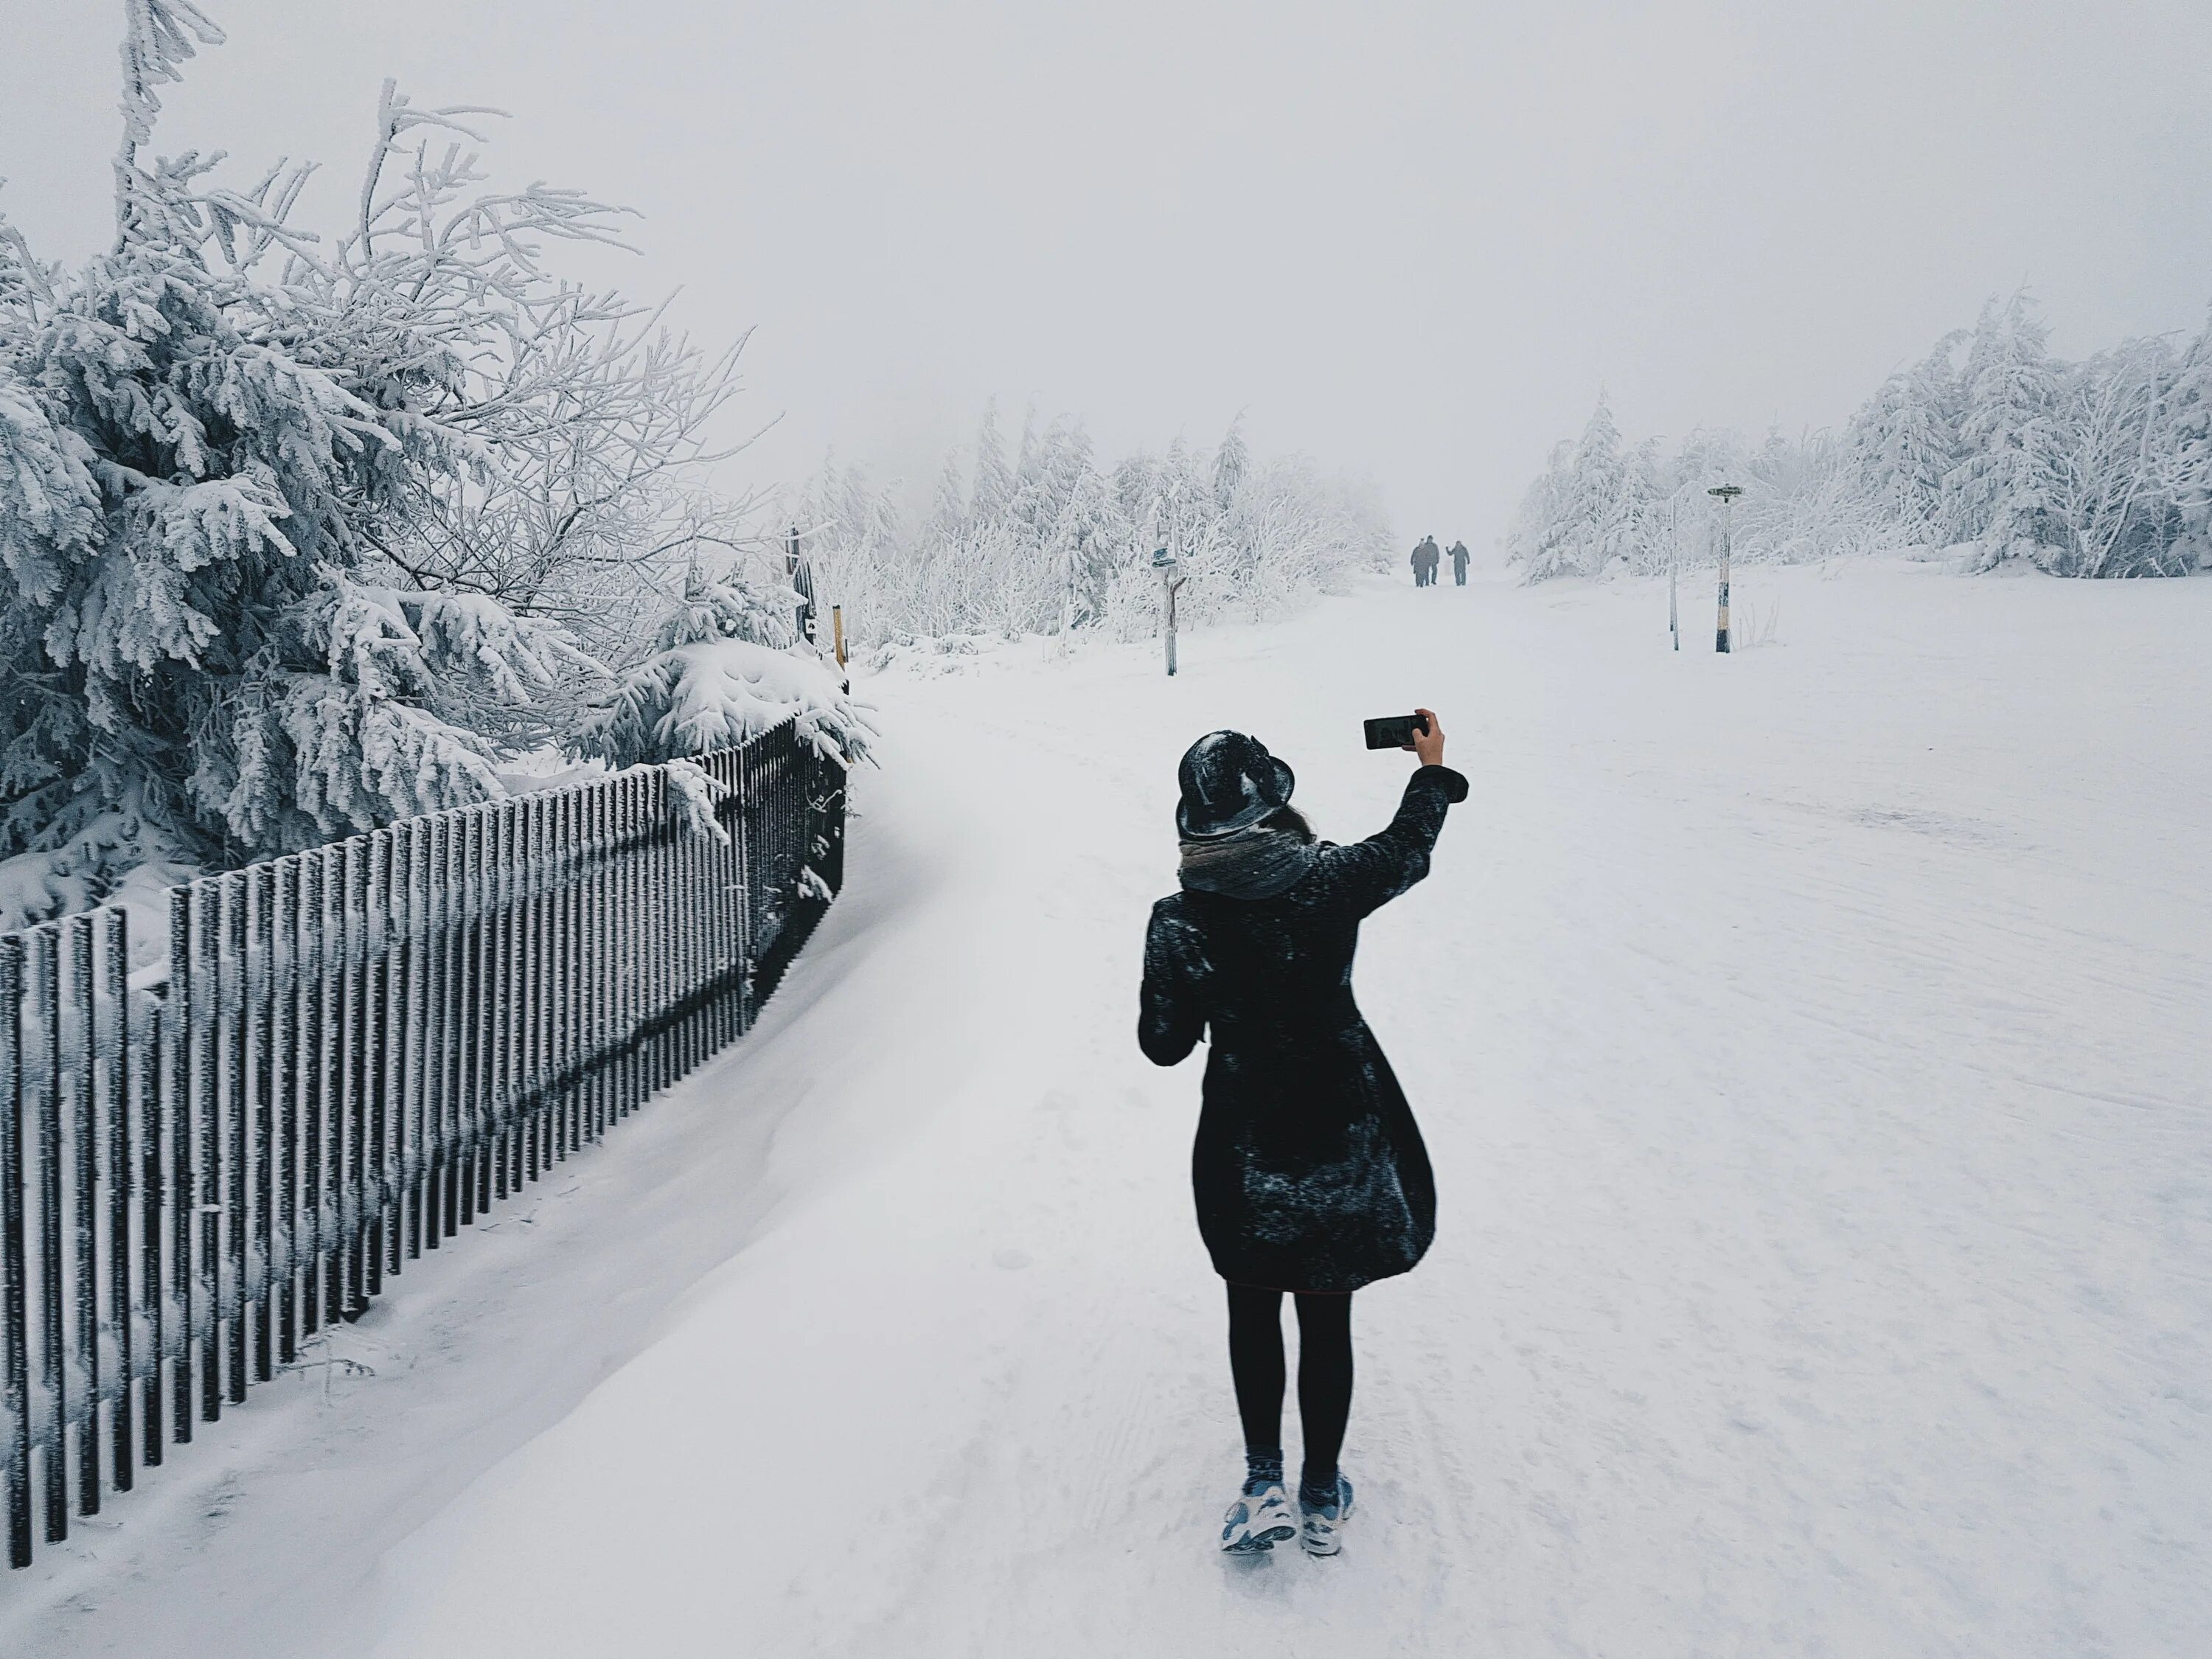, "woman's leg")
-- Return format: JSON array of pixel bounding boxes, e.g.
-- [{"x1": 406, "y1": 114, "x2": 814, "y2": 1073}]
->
[
  {"x1": 1293, "y1": 1292, "x2": 1354, "y2": 1500},
  {"x1": 1225, "y1": 1282, "x2": 1286, "y2": 1487}
]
